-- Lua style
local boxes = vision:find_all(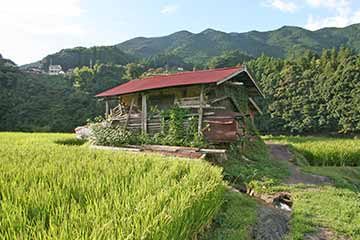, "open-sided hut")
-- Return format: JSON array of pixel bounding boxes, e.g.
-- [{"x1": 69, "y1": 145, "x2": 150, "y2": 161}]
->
[{"x1": 96, "y1": 66, "x2": 263, "y2": 143}]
